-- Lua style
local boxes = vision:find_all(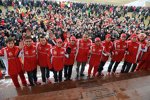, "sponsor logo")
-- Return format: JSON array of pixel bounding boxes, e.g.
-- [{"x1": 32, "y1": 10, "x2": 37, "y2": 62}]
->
[
  {"x1": 134, "y1": 46, "x2": 138, "y2": 49},
  {"x1": 38, "y1": 47, "x2": 41, "y2": 50},
  {"x1": 46, "y1": 48, "x2": 49, "y2": 51}
]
